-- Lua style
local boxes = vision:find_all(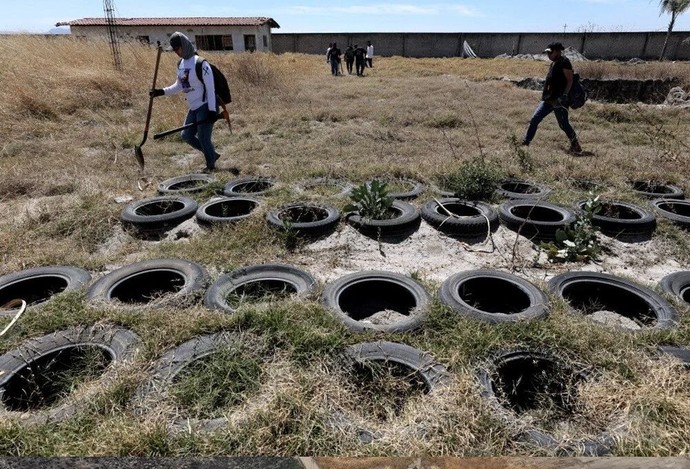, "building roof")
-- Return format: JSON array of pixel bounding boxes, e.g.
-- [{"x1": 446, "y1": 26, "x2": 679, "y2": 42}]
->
[{"x1": 56, "y1": 17, "x2": 280, "y2": 29}]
